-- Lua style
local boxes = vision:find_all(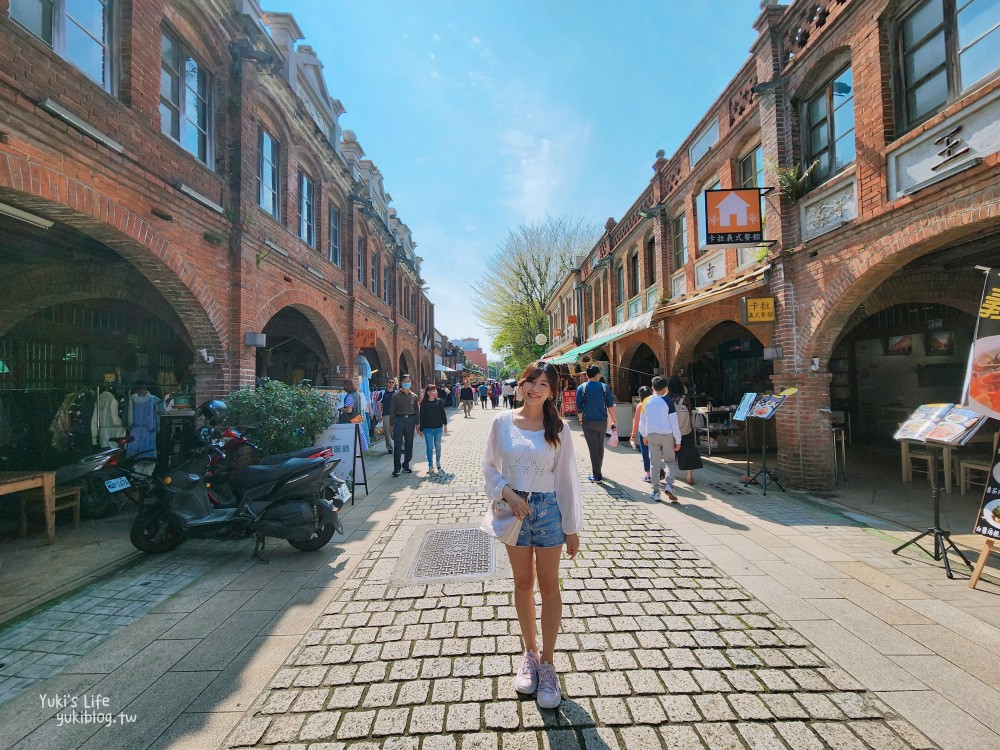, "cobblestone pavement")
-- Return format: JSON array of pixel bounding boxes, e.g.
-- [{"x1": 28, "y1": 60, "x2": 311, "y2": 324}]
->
[
  {"x1": 0, "y1": 543, "x2": 233, "y2": 706},
  {"x1": 225, "y1": 412, "x2": 938, "y2": 750}
]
